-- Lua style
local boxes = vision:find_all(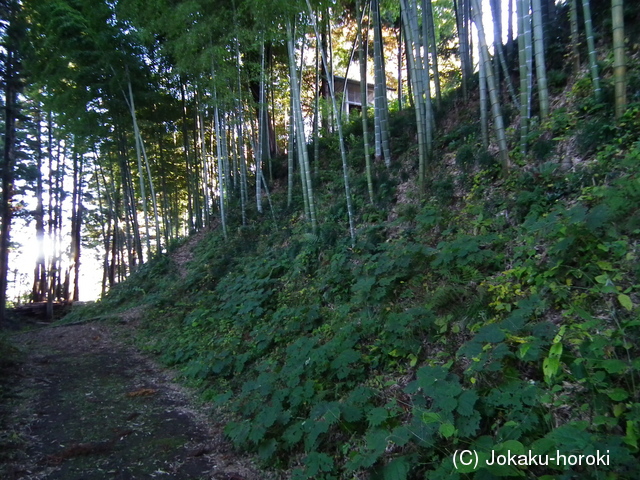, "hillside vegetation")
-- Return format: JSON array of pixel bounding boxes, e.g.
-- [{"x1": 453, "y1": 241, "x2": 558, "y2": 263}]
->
[{"x1": 66, "y1": 64, "x2": 640, "y2": 479}]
